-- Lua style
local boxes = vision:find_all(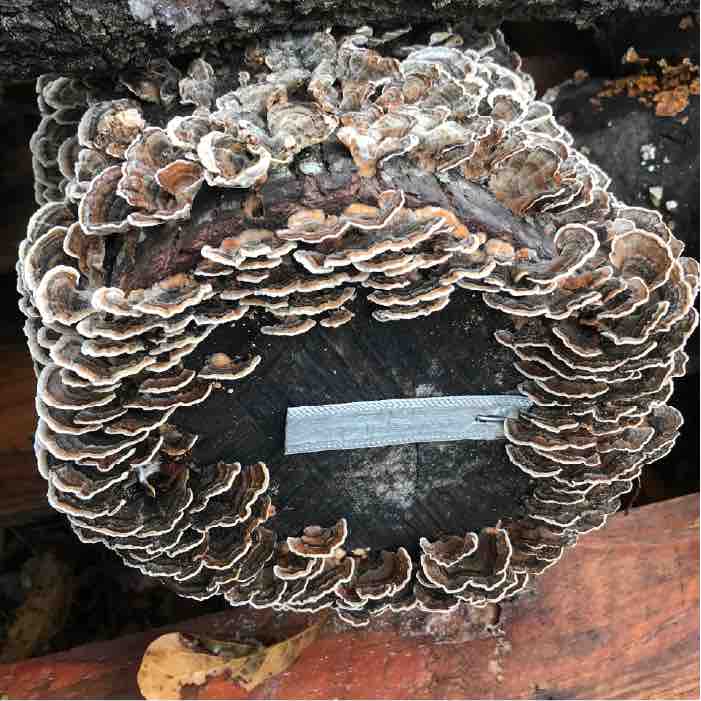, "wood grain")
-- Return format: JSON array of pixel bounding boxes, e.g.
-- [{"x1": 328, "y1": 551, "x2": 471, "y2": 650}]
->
[{"x1": 0, "y1": 494, "x2": 697, "y2": 700}]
